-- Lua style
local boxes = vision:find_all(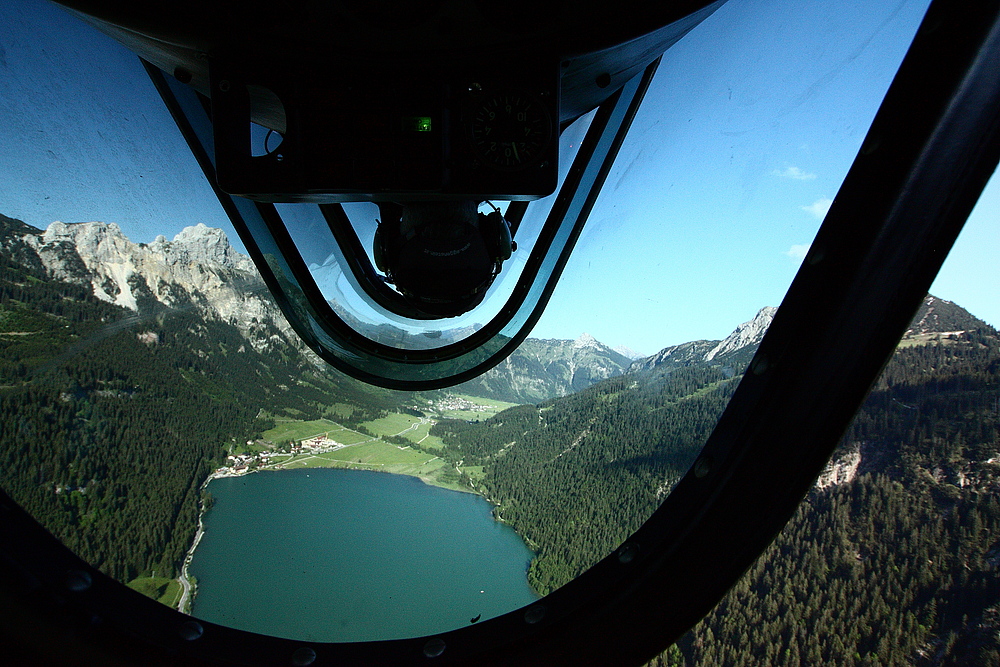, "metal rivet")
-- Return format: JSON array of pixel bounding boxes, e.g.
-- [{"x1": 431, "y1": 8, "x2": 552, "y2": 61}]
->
[
  {"x1": 423, "y1": 638, "x2": 446, "y2": 658},
  {"x1": 524, "y1": 605, "x2": 546, "y2": 624},
  {"x1": 179, "y1": 620, "x2": 204, "y2": 641},
  {"x1": 219, "y1": 80, "x2": 231, "y2": 93},
  {"x1": 807, "y1": 246, "x2": 826, "y2": 266},
  {"x1": 275, "y1": 154, "x2": 284, "y2": 162},
  {"x1": 860, "y1": 135, "x2": 881, "y2": 155},
  {"x1": 595, "y1": 72, "x2": 611, "y2": 89},
  {"x1": 751, "y1": 354, "x2": 770, "y2": 376},
  {"x1": 65, "y1": 570, "x2": 91, "y2": 593},
  {"x1": 617, "y1": 542, "x2": 639, "y2": 564},
  {"x1": 291, "y1": 646, "x2": 316, "y2": 666},
  {"x1": 920, "y1": 18, "x2": 943, "y2": 35},
  {"x1": 693, "y1": 455, "x2": 713, "y2": 479}
]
